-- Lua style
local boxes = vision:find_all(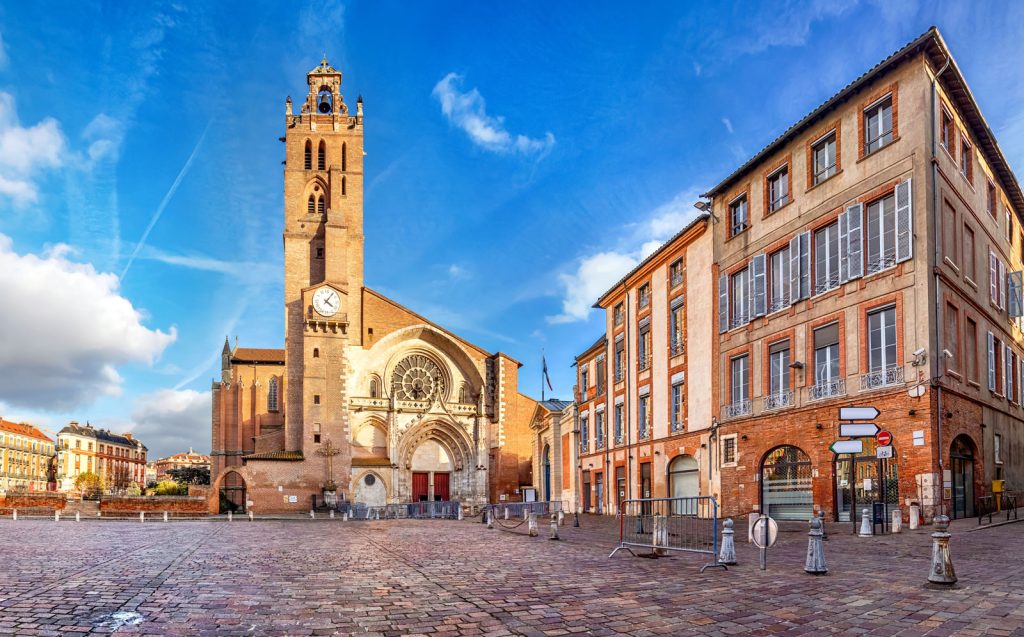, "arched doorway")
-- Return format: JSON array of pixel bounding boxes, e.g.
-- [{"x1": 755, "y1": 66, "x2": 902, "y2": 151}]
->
[
  {"x1": 761, "y1": 446, "x2": 813, "y2": 520},
  {"x1": 542, "y1": 445, "x2": 551, "y2": 502},
  {"x1": 219, "y1": 471, "x2": 246, "y2": 513},
  {"x1": 834, "y1": 437, "x2": 899, "y2": 523},
  {"x1": 410, "y1": 440, "x2": 451, "y2": 502},
  {"x1": 950, "y1": 435, "x2": 976, "y2": 519},
  {"x1": 668, "y1": 454, "x2": 699, "y2": 514}
]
